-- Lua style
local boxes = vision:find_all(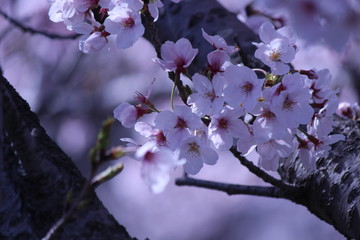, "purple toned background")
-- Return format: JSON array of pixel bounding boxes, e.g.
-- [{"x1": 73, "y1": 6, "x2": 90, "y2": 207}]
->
[{"x1": 1, "y1": 0, "x2": 358, "y2": 239}]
